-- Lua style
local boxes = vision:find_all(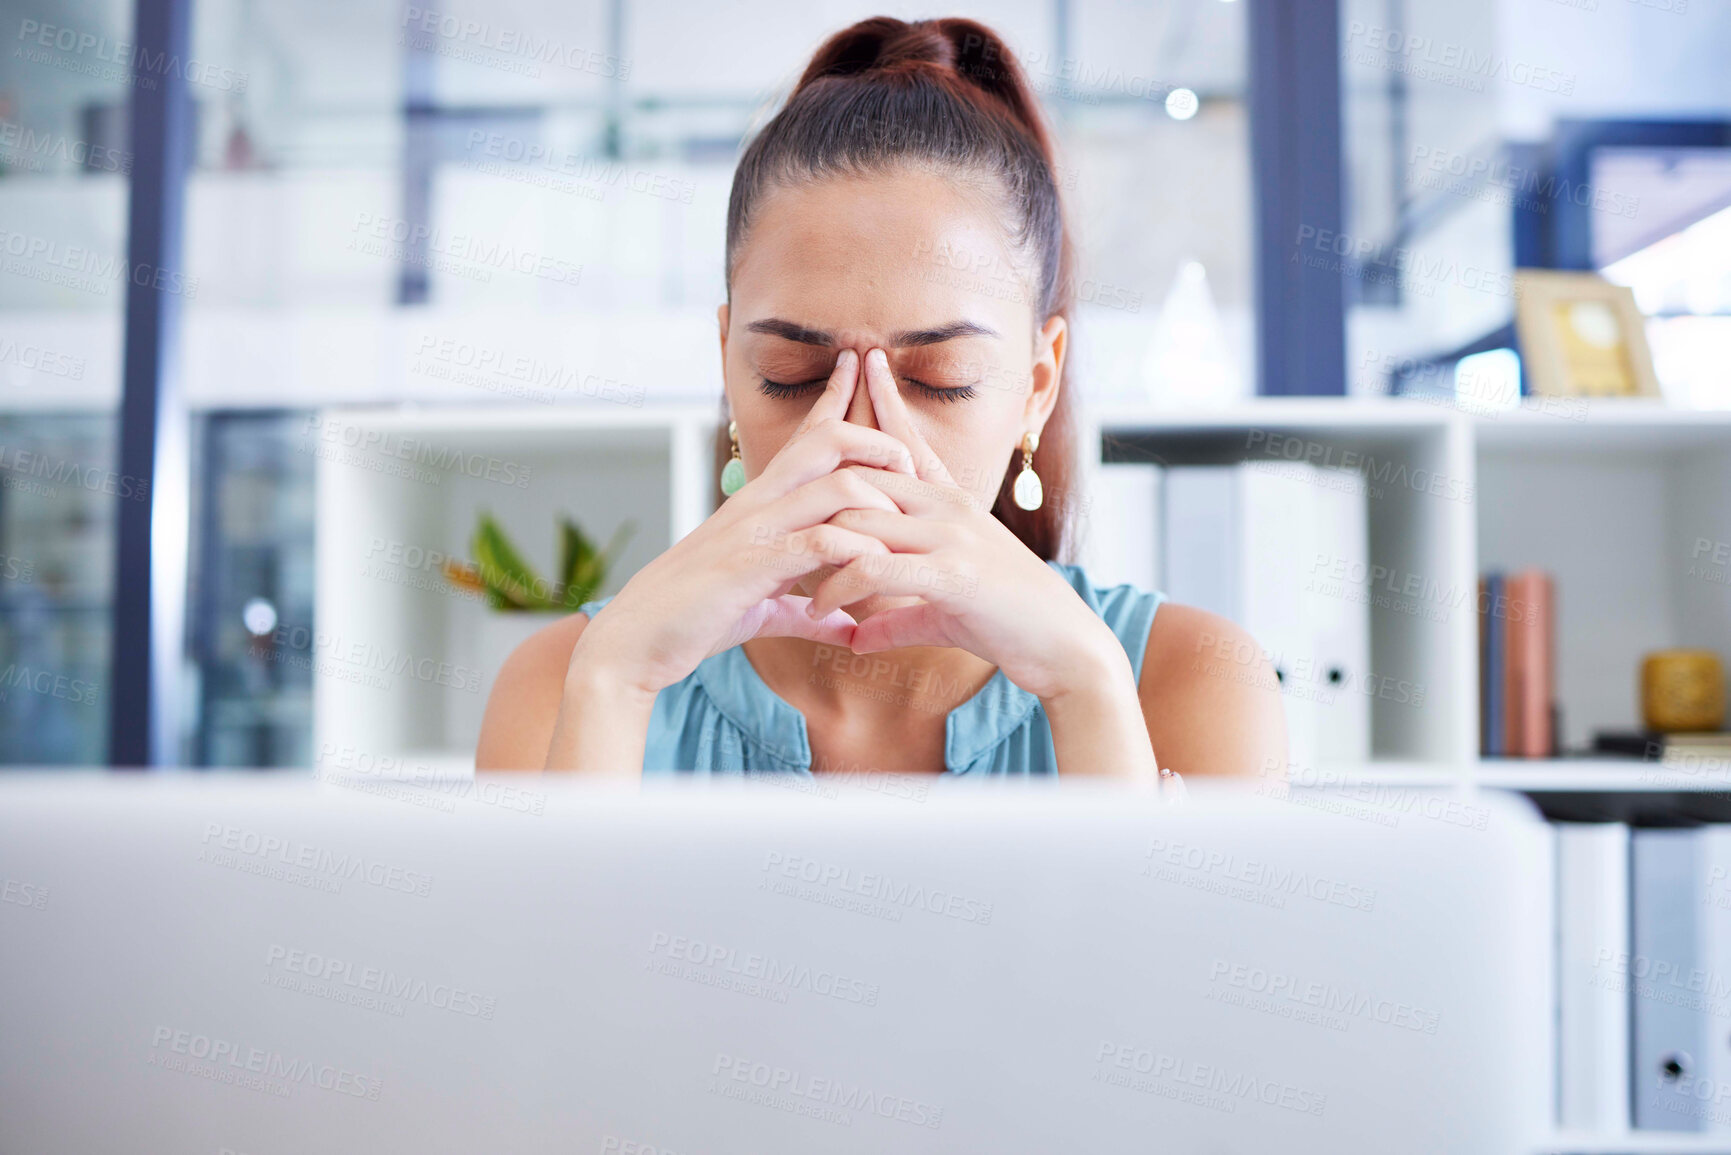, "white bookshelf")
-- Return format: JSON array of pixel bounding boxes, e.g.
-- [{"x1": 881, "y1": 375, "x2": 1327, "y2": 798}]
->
[
  {"x1": 311, "y1": 403, "x2": 720, "y2": 772},
  {"x1": 312, "y1": 396, "x2": 1731, "y2": 785},
  {"x1": 1086, "y1": 397, "x2": 1731, "y2": 785}
]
